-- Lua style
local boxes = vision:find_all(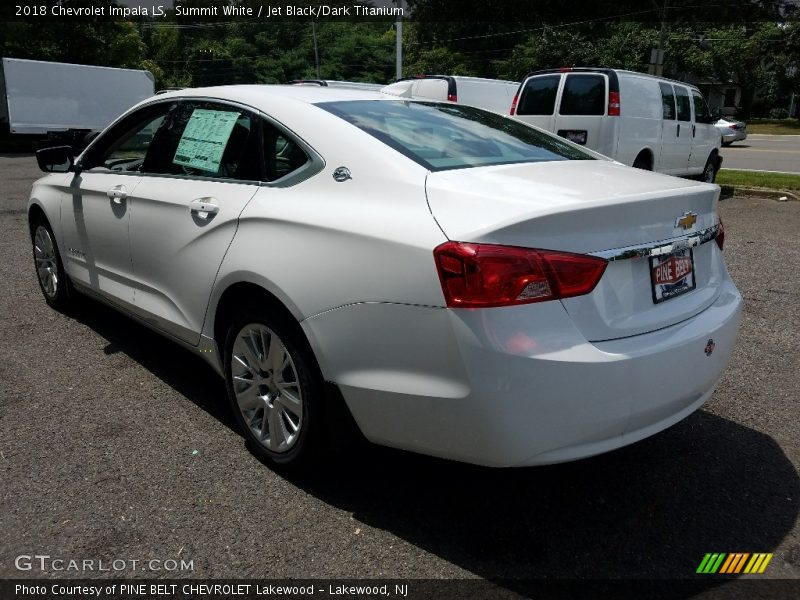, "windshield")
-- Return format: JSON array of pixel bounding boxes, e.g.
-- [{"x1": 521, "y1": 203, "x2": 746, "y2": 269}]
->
[{"x1": 317, "y1": 100, "x2": 595, "y2": 171}]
